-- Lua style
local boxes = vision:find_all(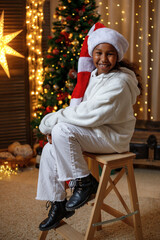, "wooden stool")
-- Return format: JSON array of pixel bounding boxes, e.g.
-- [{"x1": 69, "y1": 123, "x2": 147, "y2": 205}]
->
[{"x1": 39, "y1": 152, "x2": 143, "y2": 240}]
